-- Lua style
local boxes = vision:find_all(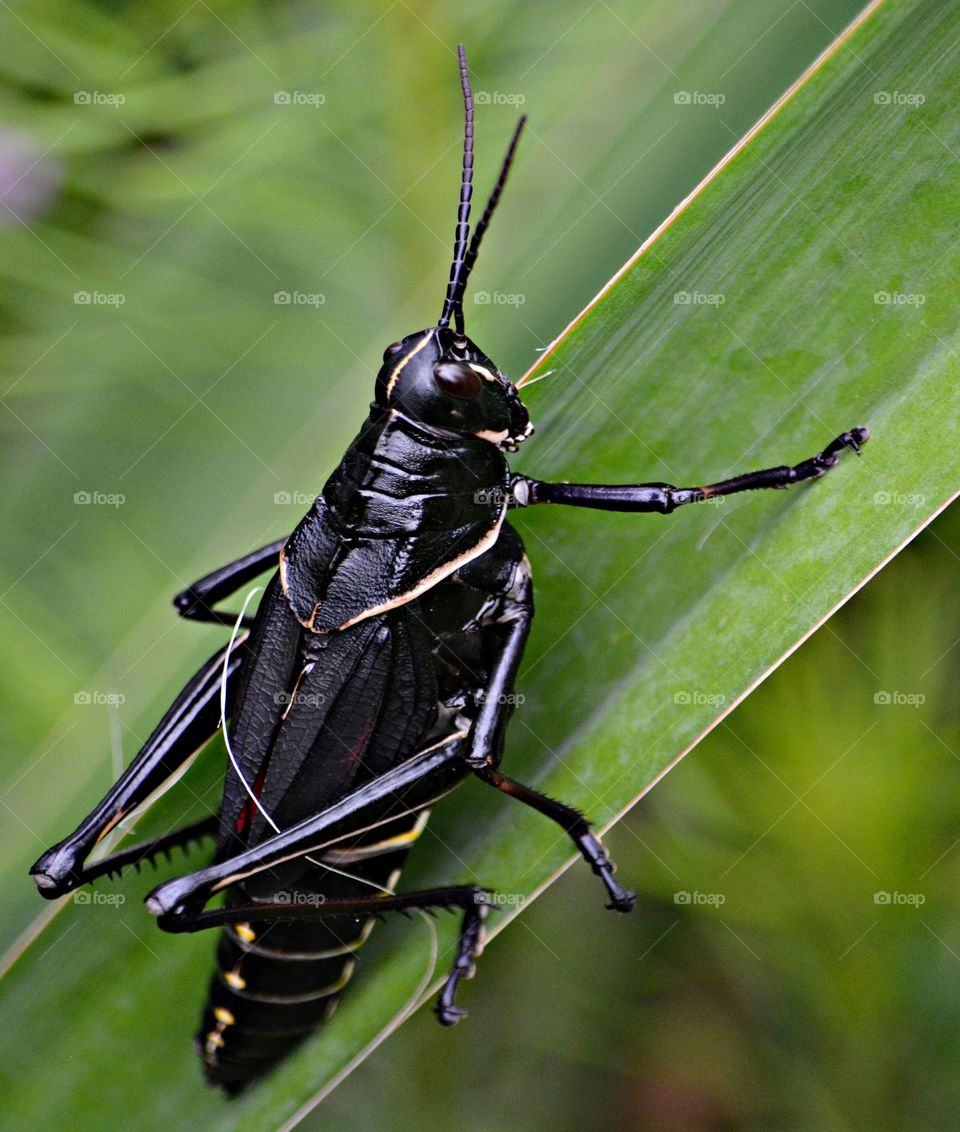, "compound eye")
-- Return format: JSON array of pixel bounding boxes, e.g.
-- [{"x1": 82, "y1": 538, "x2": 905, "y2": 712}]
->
[
  {"x1": 383, "y1": 340, "x2": 404, "y2": 363},
  {"x1": 433, "y1": 361, "x2": 482, "y2": 400}
]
